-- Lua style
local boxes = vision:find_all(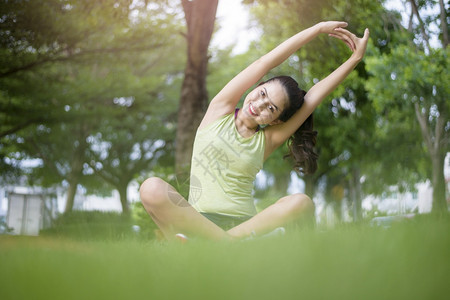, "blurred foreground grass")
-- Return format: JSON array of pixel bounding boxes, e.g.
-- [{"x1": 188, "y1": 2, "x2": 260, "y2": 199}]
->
[{"x1": 0, "y1": 215, "x2": 449, "y2": 300}]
